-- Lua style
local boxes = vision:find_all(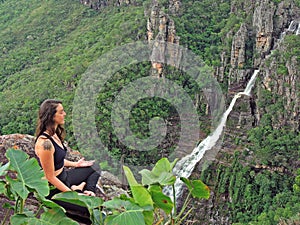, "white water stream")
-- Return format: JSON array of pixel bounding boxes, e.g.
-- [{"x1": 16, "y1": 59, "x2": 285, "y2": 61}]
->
[{"x1": 164, "y1": 70, "x2": 260, "y2": 203}]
